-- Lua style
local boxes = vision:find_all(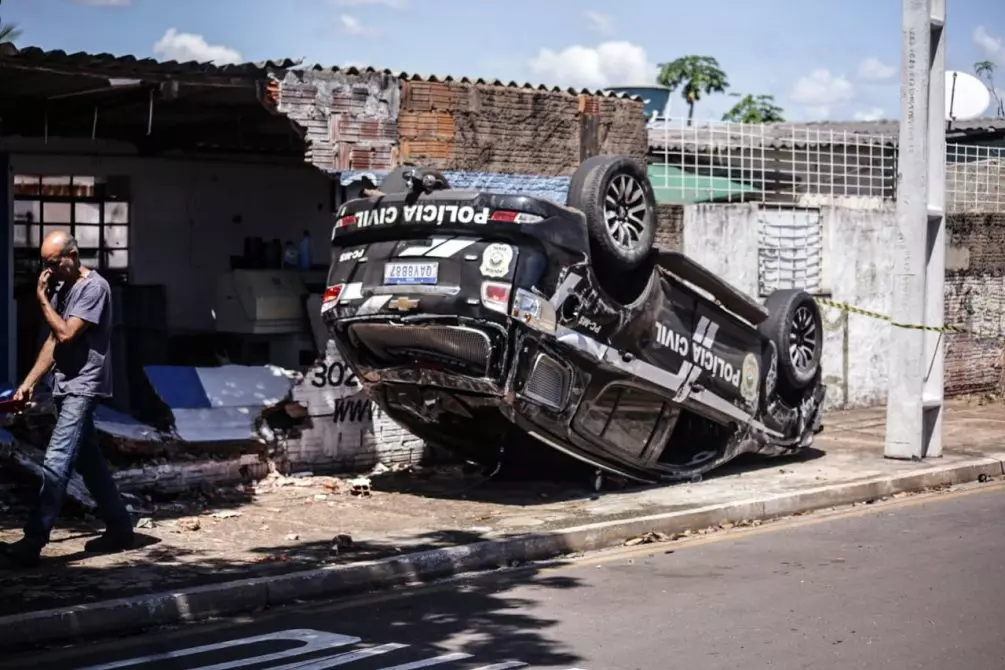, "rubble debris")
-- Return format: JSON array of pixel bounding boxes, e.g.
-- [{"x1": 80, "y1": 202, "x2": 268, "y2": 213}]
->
[
  {"x1": 624, "y1": 531, "x2": 671, "y2": 546},
  {"x1": 136, "y1": 517, "x2": 155, "y2": 529},
  {"x1": 210, "y1": 510, "x2": 242, "y2": 519},
  {"x1": 176, "y1": 517, "x2": 201, "y2": 532},
  {"x1": 0, "y1": 438, "x2": 97, "y2": 510},
  {"x1": 349, "y1": 477, "x2": 372, "y2": 497},
  {"x1": 113, "y1": 454, "x2": 270, "y2": 495},
  {"x1": 286, "y1": 533, "x2": 300, "y2": 541}
]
